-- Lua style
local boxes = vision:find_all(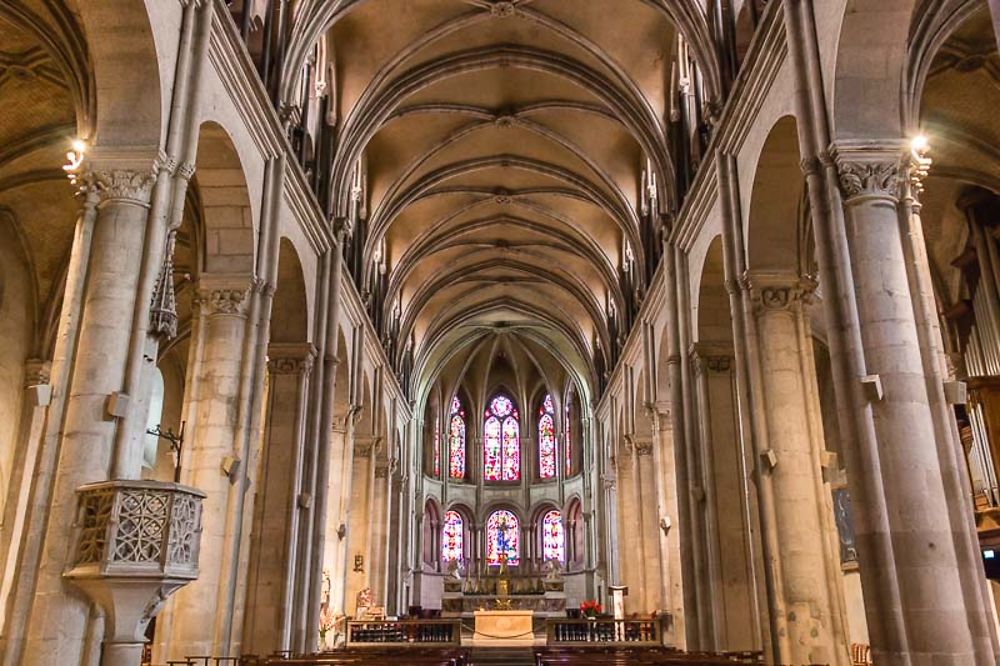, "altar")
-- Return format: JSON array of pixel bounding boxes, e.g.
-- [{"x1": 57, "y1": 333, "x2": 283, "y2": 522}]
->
[
  {"x1": 441, "y1": 569, "x2": 566, "y2": 617},
  {"x1": 471, "y1": 609, "x2": 536, "y2": 647}
]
